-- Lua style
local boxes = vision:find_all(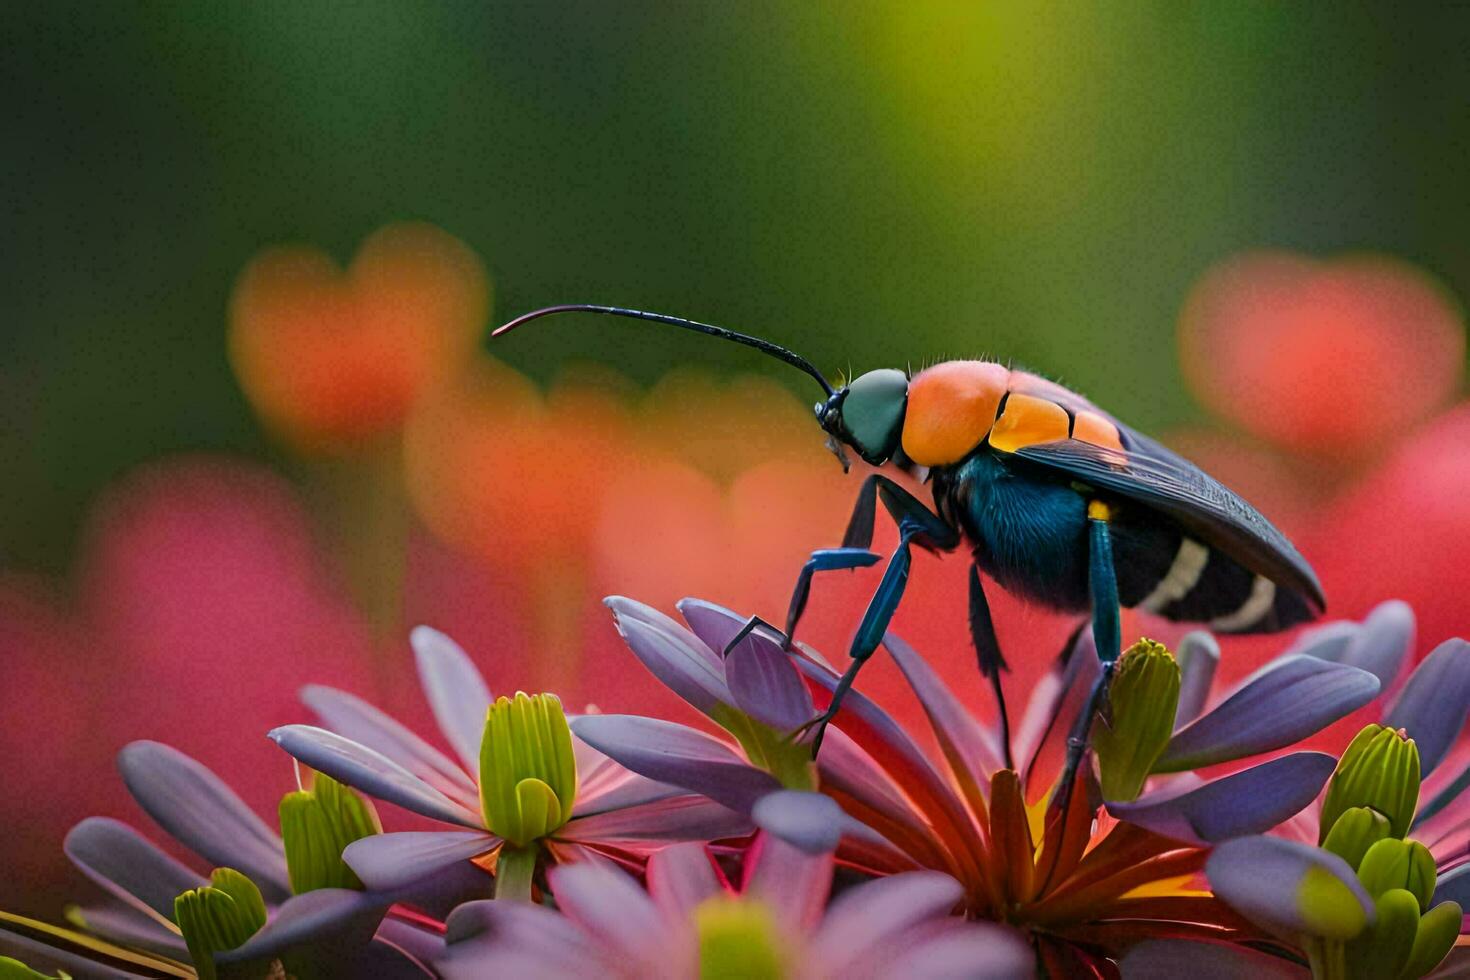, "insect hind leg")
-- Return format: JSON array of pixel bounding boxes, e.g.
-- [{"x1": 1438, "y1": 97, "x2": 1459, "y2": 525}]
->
[{"x1": 1049, "y1": 501, "x2": 1122, "y2": 821}]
